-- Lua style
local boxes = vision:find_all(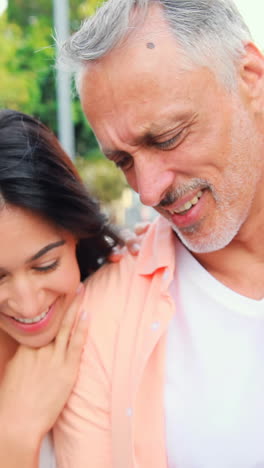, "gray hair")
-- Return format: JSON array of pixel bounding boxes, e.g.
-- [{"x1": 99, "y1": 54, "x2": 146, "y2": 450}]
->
[{"x1": 59, "y1": 0, "x2": 252, "y2": 90}]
